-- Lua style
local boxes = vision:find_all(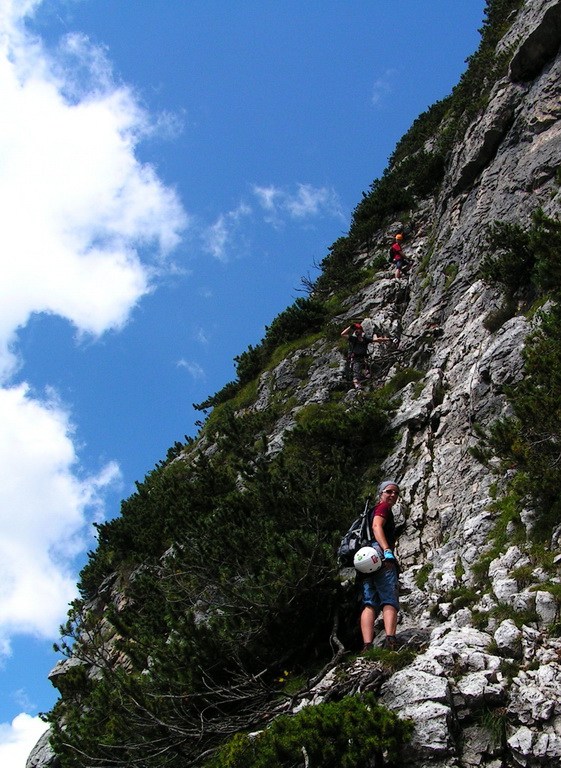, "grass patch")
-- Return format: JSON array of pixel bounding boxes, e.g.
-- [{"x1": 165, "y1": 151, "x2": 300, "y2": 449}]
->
[
  {"x1": 489, "y1": 601, "x2": 540, "y2": 629},
  {"x1": 359, "y1": 646, "x2": 418, "y2": 671},
  {"x1": 415, "y1": 562, "x2": 433, "y2": 590},
  {"x1": 444, "y1": 263, "x2": 458, "y2": 289},
  {"x1": 380, "y1": 368, "x2": 424, "y2": 398},
  {"x1": 292, "y1": 355, "x2": 314, "y2": 379},
  {"x1": 477, "y1": 706, "x2": 508, "y2": 748},
  {"x1": 430, "y1": 587, "x2": 480, "y2": 618},
  {"x1": 267, "y1": 332, "x2": 324, "y2": 369}
]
